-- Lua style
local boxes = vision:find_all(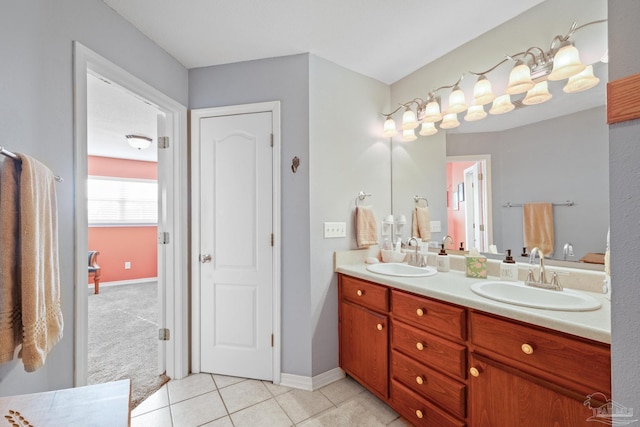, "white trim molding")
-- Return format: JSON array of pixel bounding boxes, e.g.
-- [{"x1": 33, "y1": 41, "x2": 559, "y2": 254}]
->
[{"x1": 280, "y1": 368, "x2": 345, "y2": 391}]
